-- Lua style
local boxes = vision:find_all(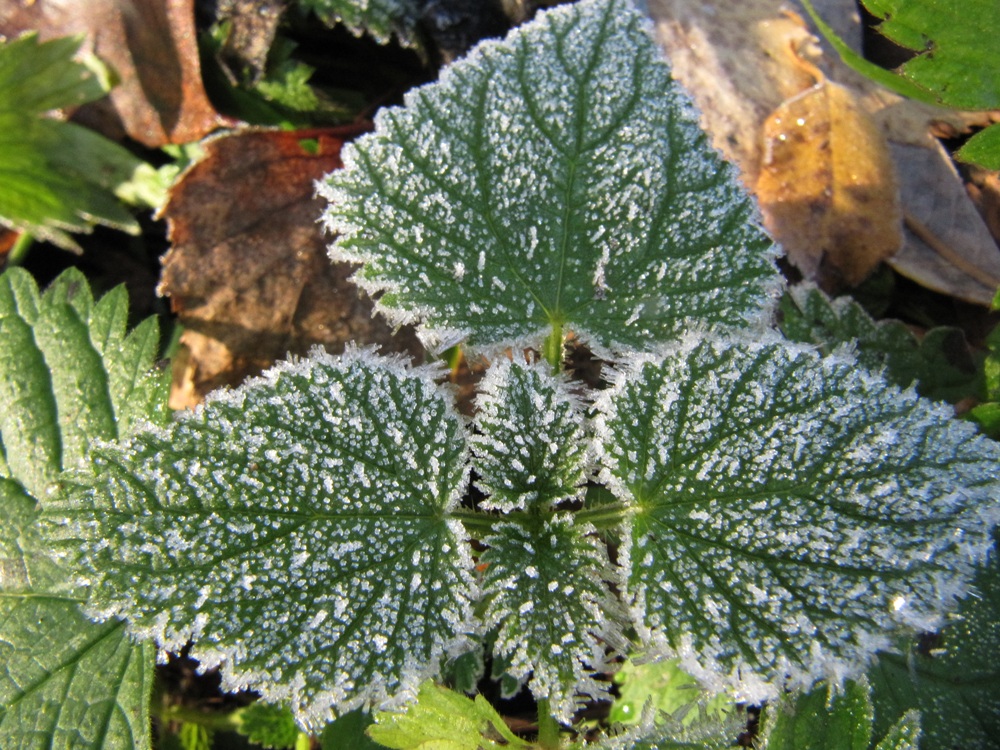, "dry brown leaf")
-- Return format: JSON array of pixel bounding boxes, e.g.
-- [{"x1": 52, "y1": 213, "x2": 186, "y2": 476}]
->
[
  {"x1": 159, "y1": 126, "x2": 423, "y2": 408},
  {"x1": 756, "y1": 59, "x2": 902, "y2": 289},
  {"x1": 648, "y1": 0, "x2": 1000, "y2": 303},
  {"x1": 0, "y1": 0, "x2": 225, "y2": 147}
]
